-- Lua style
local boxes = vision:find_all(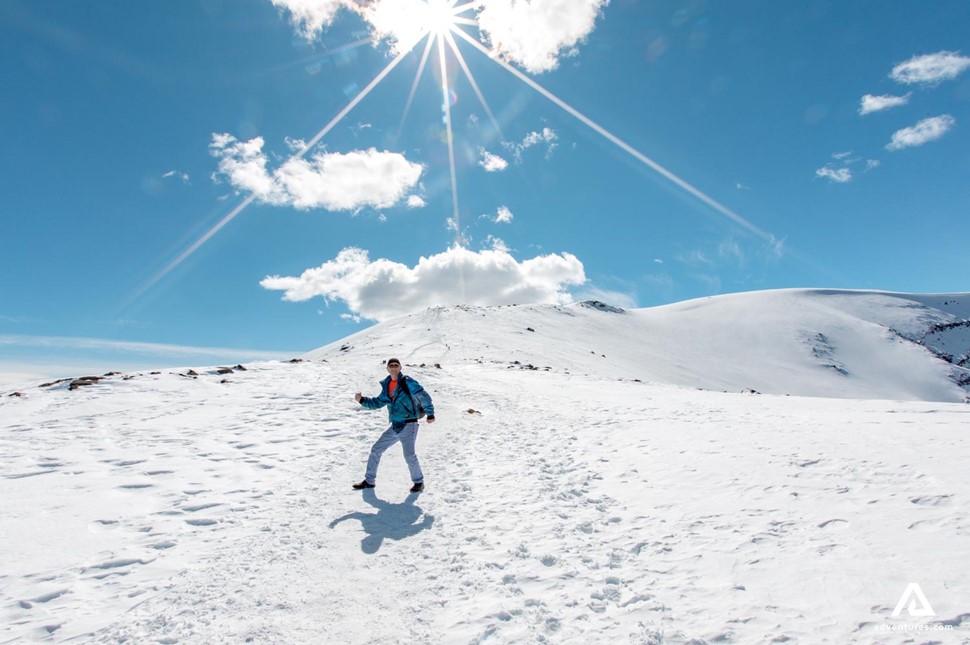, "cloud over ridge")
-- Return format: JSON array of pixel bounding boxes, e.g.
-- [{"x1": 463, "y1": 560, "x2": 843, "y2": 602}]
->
[
  {"x1": 210, "y1": 133, "x2": 423, "y2": 211},
  {"x1": 260, "y1": 245, "x2": 587, "y2": 320}
]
